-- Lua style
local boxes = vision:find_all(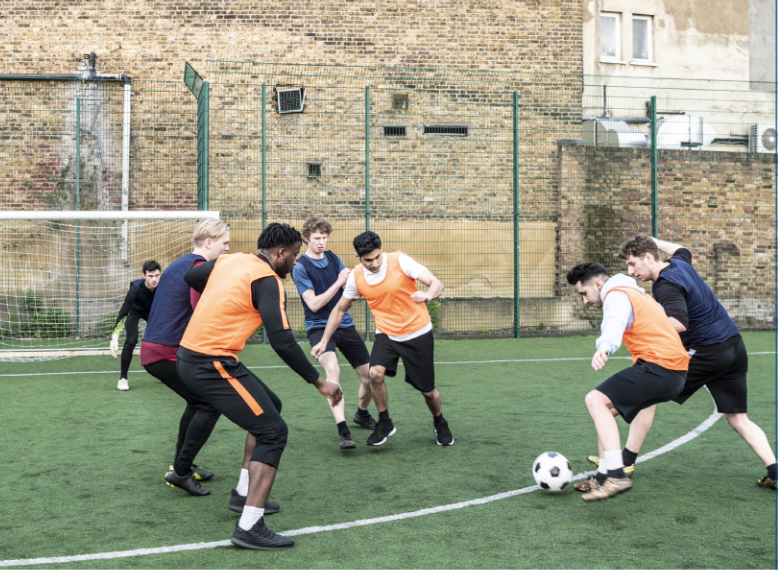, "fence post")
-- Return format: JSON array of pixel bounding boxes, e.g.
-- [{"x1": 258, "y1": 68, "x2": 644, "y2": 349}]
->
[
  {"x1": 364, "y1": 85, "x2": 371, "y2": 342},
  {"x1": 262, "y1": 83, "x2": 268, "y2": 345},
  {"x1": 197, "y1": 82, "x2": 210, "y2": 211},
  {"x1": 650, "y1": 95, "x2": 658, "y2": 238},
  {"x1": 75, "y1": 97, "x2": 81, "y2": 338},
  {"x1": 513, "y1": 91, "x2": 520, "y2": 338}
]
